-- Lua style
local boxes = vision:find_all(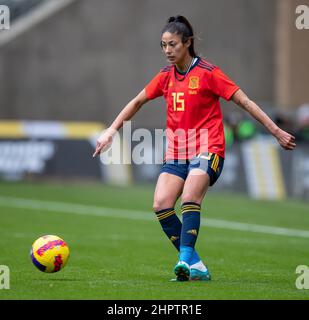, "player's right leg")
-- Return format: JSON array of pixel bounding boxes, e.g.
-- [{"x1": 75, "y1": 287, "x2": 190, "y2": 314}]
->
[
  {"x1": 153, "y1": 171, "x2": 191, "y2": 281},
  {"x1": 153, "y1": 172, "x2": 184, "y2": 251}
]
